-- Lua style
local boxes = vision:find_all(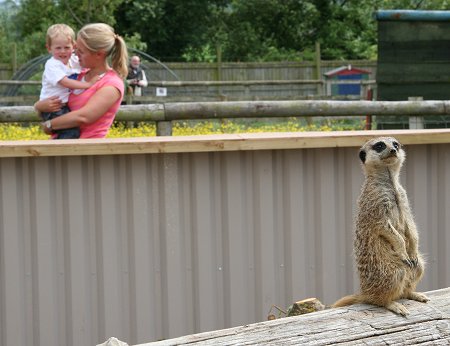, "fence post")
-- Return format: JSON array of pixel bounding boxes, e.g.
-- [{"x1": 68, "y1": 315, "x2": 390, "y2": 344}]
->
[
  {"x1": 156, "y1": 121, "x2": 173, "y2": 136},
  {"x1": 408, "y1": 96, "x2": 424, "y2": 129},
  {"x1": 314, "y1": 42, "x2": 322, "y2": 96},
  {"x1": 11, "y1": 43, "x2": 17, "y2": 76},
  {"x1": 216, "y1": 43, "x2": 223, "y2": 98}
]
